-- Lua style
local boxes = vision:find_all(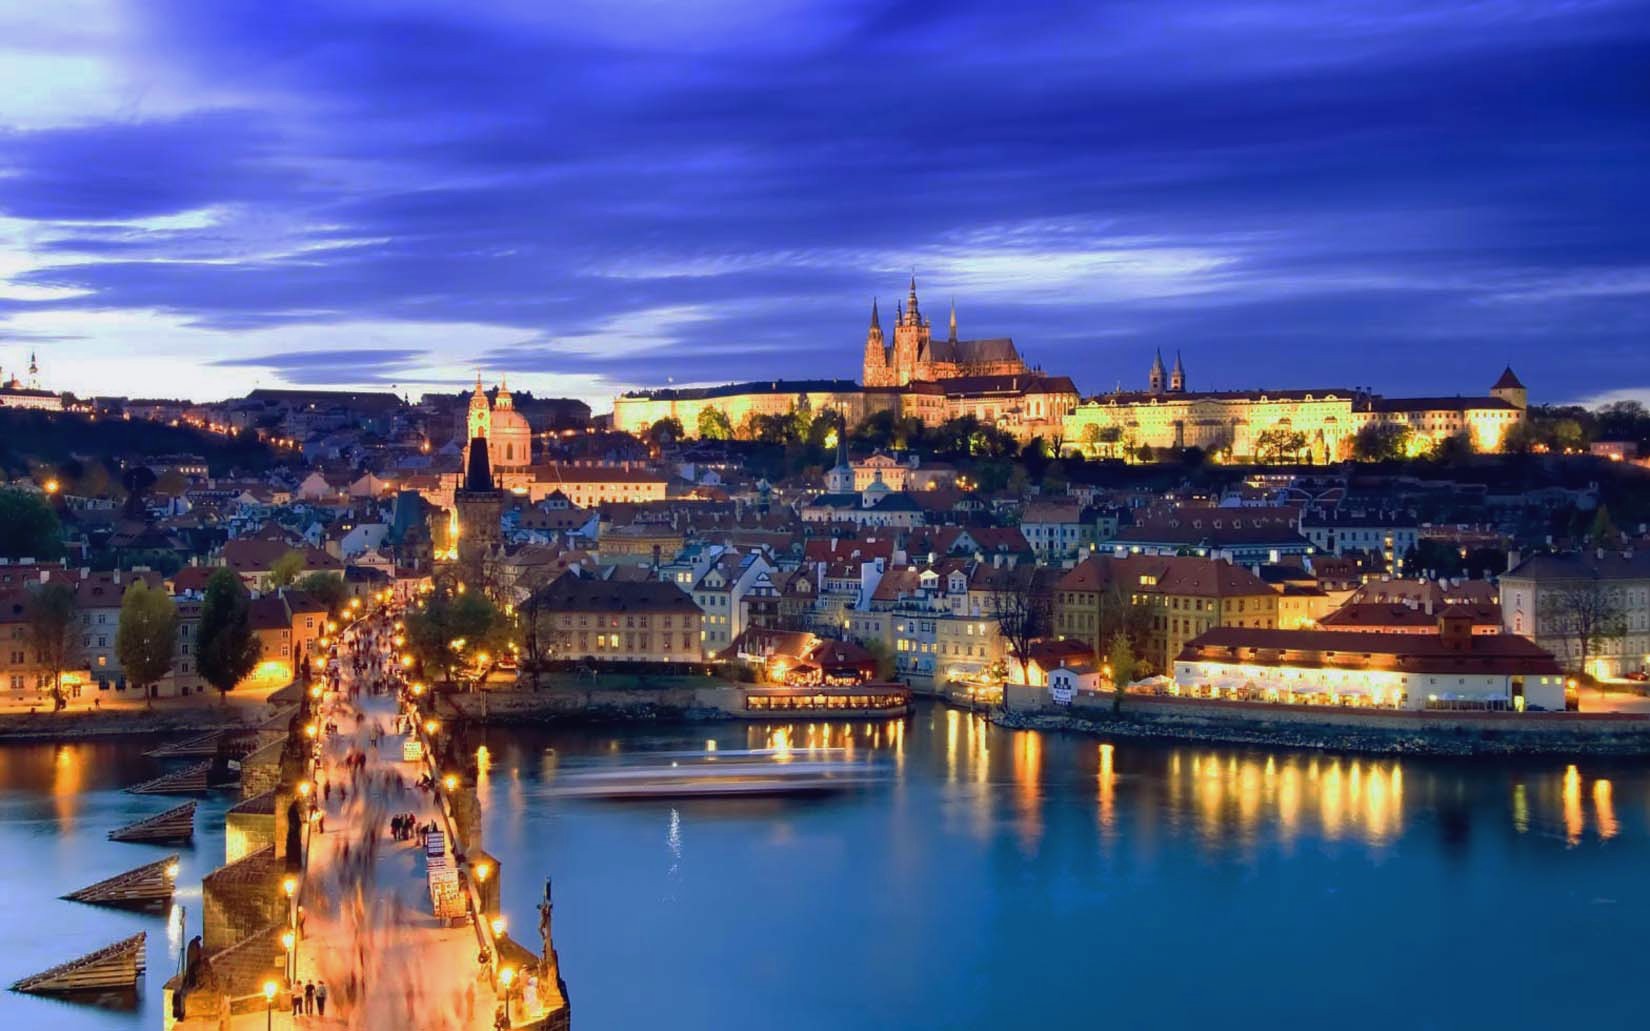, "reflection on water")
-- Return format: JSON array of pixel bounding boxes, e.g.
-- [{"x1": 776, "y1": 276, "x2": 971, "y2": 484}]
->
[
  {"x1": 4, "y1": 708, "x2": 1648, "y2": 1031},
  {"x1": 0, "y1": 737, "x2": 234, "y2": 1031},
  {"x1": 477, "y1": 703, "x2": 1650, "y2": 1031}
]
